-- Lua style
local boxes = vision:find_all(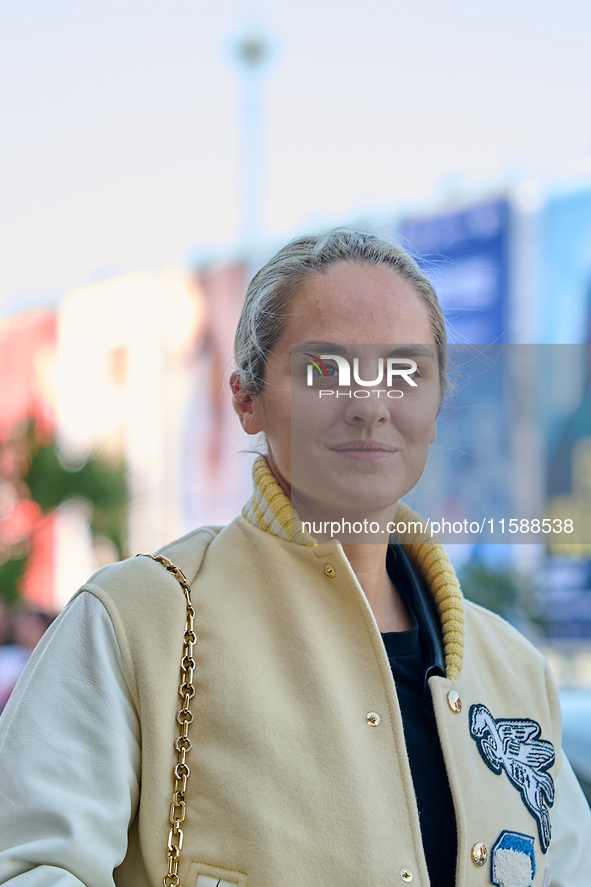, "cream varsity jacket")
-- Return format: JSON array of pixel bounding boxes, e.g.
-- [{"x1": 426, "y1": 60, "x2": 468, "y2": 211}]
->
[{"x1": 0, "y1": 458, "x2": 590, "y2": 887}]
